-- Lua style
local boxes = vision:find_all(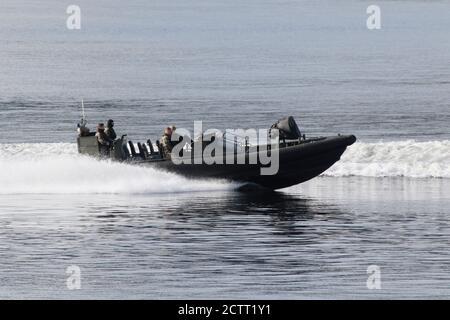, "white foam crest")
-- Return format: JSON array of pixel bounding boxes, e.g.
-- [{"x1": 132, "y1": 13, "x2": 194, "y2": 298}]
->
[
  {"x1": 0, "y1": 143, "x2": 233, "y2": 194},
  {"x1": 325, "y1": 140, "x2": 450, "y2": 178},
  {"x1": 0, "y1": 140, "x2": 449, "y2": 194}
]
